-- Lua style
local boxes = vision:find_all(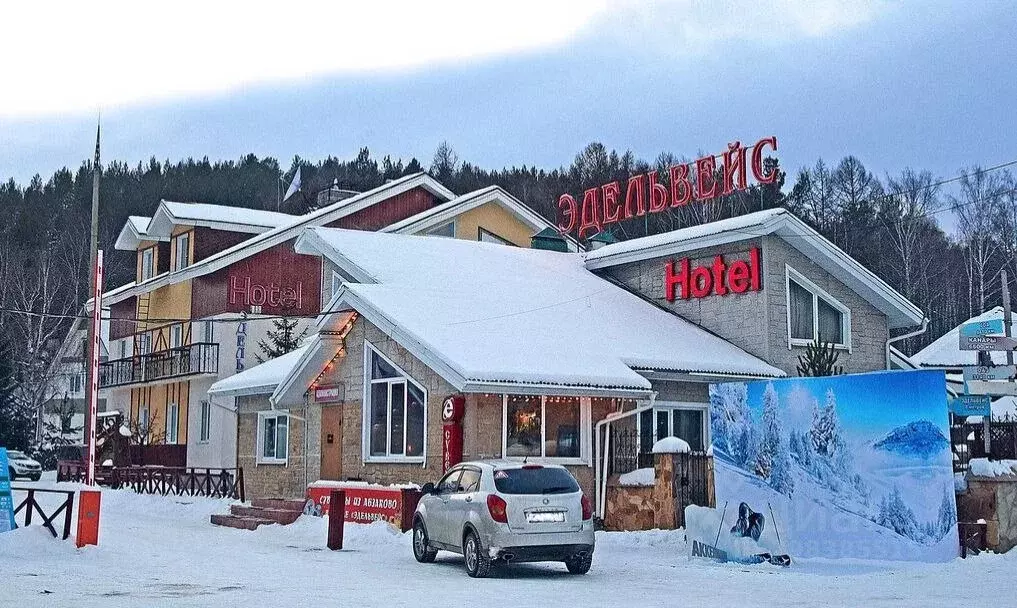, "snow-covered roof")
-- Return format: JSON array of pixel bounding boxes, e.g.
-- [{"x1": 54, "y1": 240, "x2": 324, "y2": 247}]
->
[
  {"x1": 99, "y1": 173, "x2": 455, "y2": 307},
  {"x1": 115, "y1": 215, "x2": 163, "y2": 250},
  {"x1": 147, "y1": 201, "x2": 297, "y2": 237},
  {"x1": 912, "y1": 307, "x2": 1014, "y2": 367},
  {"x1": 584, "y1": 208, "x2": 924, "y2": 329},
  {"x1": 208, "y1": 344, "x2": 314, "y2": 397},
  {"x1": 382, "y1": 185, "x2": 581, "y2": 251},
  {"x1": 295, "y1": 227, "x2": 783, "y2": 395}
]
